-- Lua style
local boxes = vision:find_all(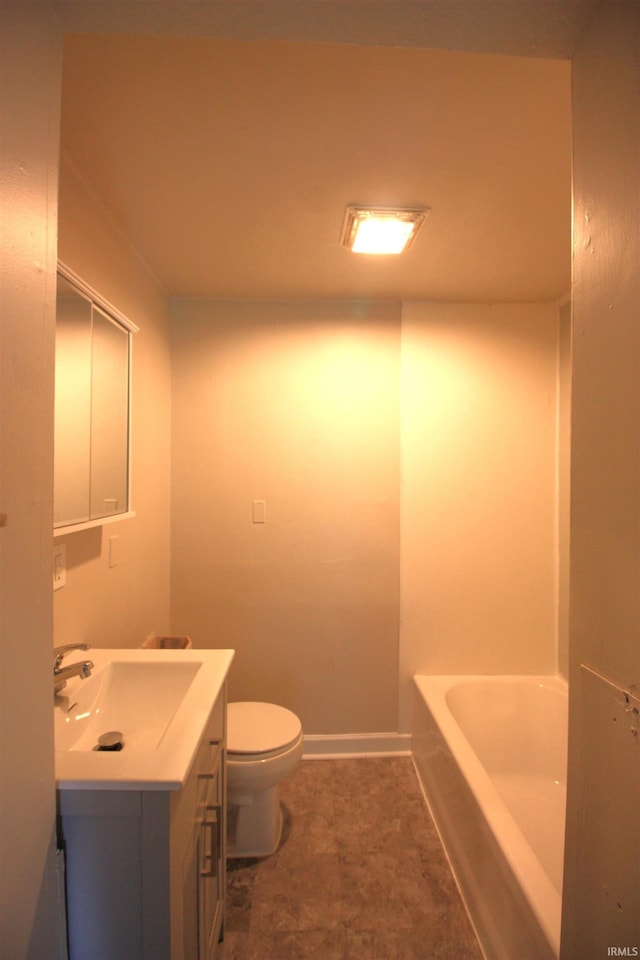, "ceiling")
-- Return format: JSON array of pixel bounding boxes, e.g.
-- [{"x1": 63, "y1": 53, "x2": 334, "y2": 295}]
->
[{"x1": 60, "y1": 32, "x2": 572, "y2": 302}]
